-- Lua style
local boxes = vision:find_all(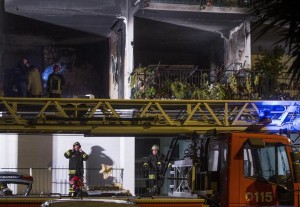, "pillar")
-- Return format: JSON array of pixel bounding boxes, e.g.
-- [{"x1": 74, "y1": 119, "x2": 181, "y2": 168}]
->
[{"x1": 123, "y1": 1, "x2": 134, "y2": 99}]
